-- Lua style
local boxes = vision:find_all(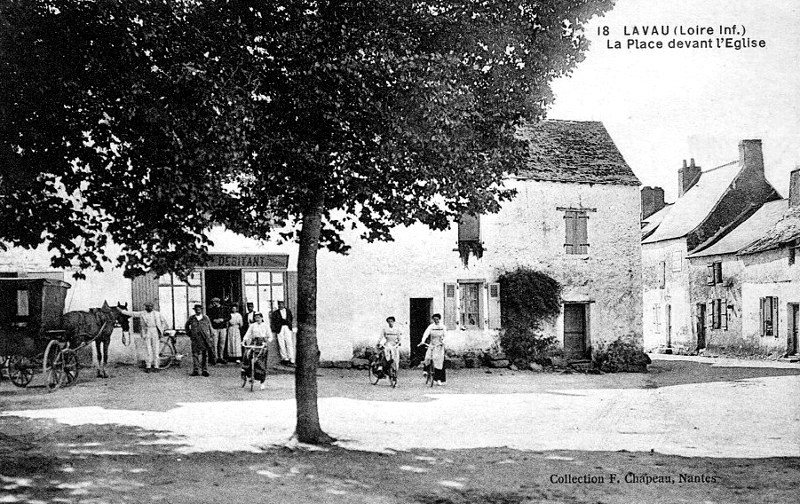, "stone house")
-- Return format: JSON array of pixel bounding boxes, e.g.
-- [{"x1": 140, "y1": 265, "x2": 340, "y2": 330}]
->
[
  {"x1": 1, "y1": 120, "x2": 643, "y2": 364},
  {"x1": 641, "y1": 140, "x2": 781, "y2": 352}
]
